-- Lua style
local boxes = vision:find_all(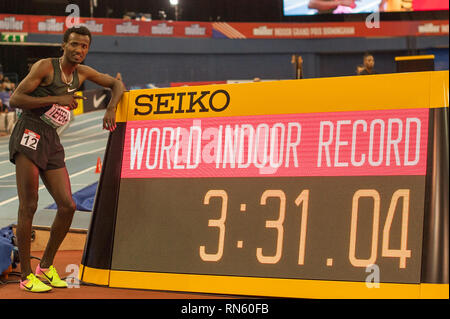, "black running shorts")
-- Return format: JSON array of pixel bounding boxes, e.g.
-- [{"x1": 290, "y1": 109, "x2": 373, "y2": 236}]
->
[{"x1": 9, "y1": 115, "x2": 65, "y2": 171}]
